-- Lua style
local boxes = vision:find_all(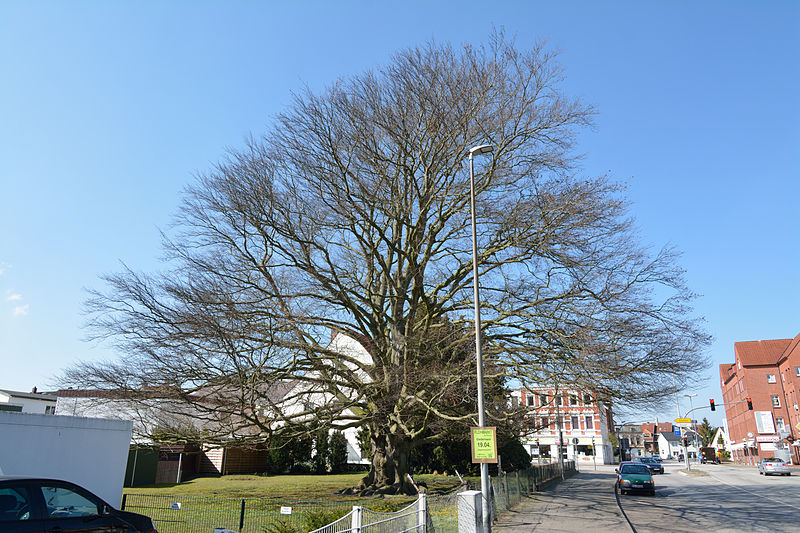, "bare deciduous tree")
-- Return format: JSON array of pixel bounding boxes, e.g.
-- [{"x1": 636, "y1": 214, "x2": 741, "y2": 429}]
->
[{"x1": 62, "y1": 34, "x2": 709, "y2": 494}]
